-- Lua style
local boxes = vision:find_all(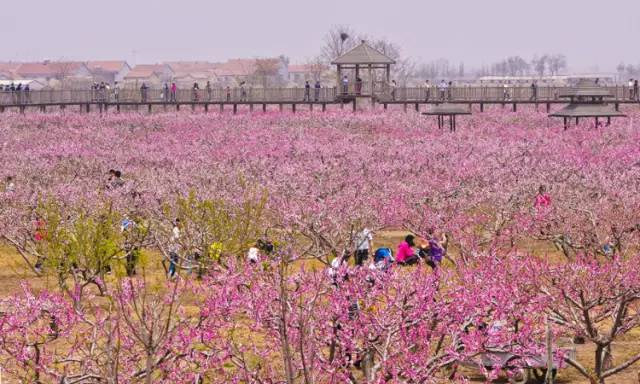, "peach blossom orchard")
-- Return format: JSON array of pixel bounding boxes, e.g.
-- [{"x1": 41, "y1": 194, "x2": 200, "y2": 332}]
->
[{"x1": 1, "y1": 108, "x2": 640, "y2": 384}]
